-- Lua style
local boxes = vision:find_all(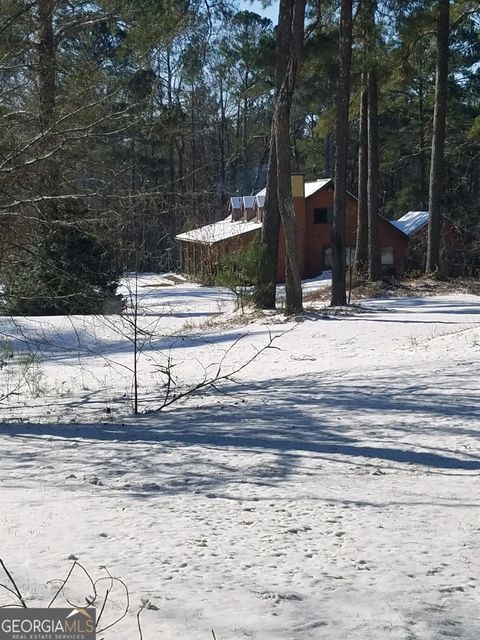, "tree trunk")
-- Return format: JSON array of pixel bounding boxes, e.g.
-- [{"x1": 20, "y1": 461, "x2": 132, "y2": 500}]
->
[
  {"x1": 426, "y1": 0, "x2": 449, "y2": 275},
  {"x1": 166, "y1": 48, "x2": 177, "y2": 235},
  {"x1": 253, "y1": 0, "x2": 295, "y2": 310},
  {"x1": 355, "y1": 75, "x2": 368, "y2": 276},
  {"x1": 330, "y1": 0, "x2": 353, "y2": 307},
  {"x1": 190, "y1": 87, "x2": 197, "y2": 218},
  {"x1": 253, "y1": 136, "x2": 281, "y2": 308},
  {"x1": 276, "y1": 90, "x2": 303, "y2": 314},
  {"x1": 367, "y1": 65, "x2": 381, "y2": 281},
  {"x1": 418, "y1": 76, "x2": 427, "y2": 211},
  {"x1": 324, "y1": 132, "x2": 333, "y2": 177},
  {"x1": 219, "y1": 77, "x2": 227, "y2": 205},
  {"x1": 37, "y1": 0, "x2": 58, "y2": 204},
  {"x1": 242, "y1": 71, "x2": 249, "y2": 193},
  {"x1": 277, "y1": 0, "x2": 305, "y2": 315}
]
